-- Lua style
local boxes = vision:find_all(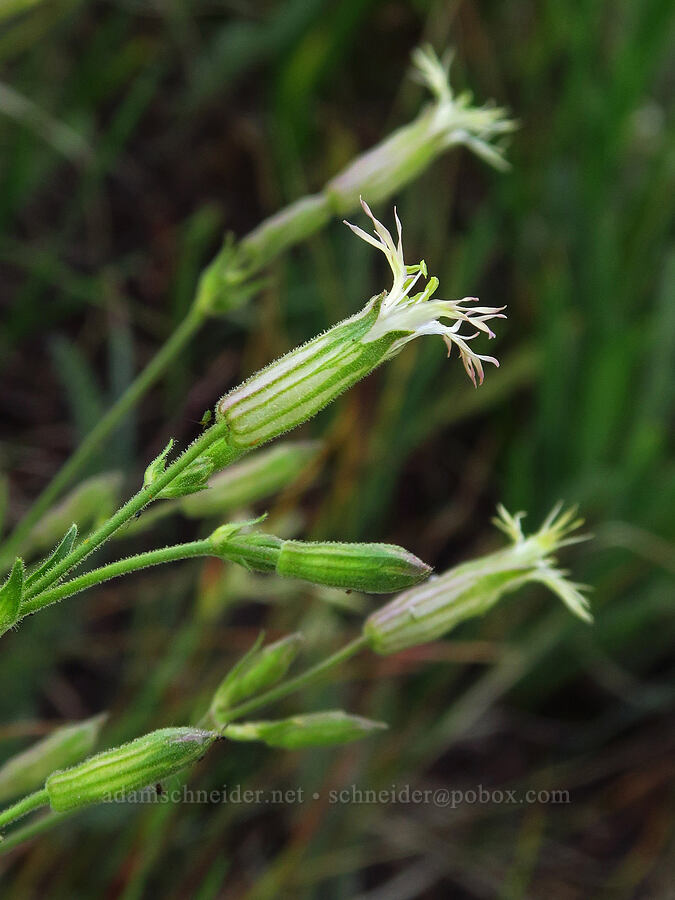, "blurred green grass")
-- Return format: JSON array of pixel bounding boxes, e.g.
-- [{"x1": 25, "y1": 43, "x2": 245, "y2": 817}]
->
[{"x1": 0, "y1": 0, "x2": 673, "y2": 897}]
